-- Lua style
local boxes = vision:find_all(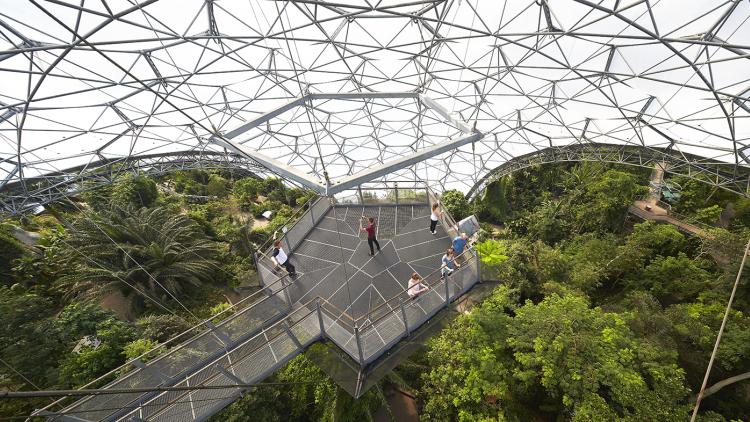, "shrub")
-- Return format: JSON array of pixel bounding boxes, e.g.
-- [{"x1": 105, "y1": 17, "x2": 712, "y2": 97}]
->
[{"x1": 441, "y1": 189, "x2": 469, "y2": 221}]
